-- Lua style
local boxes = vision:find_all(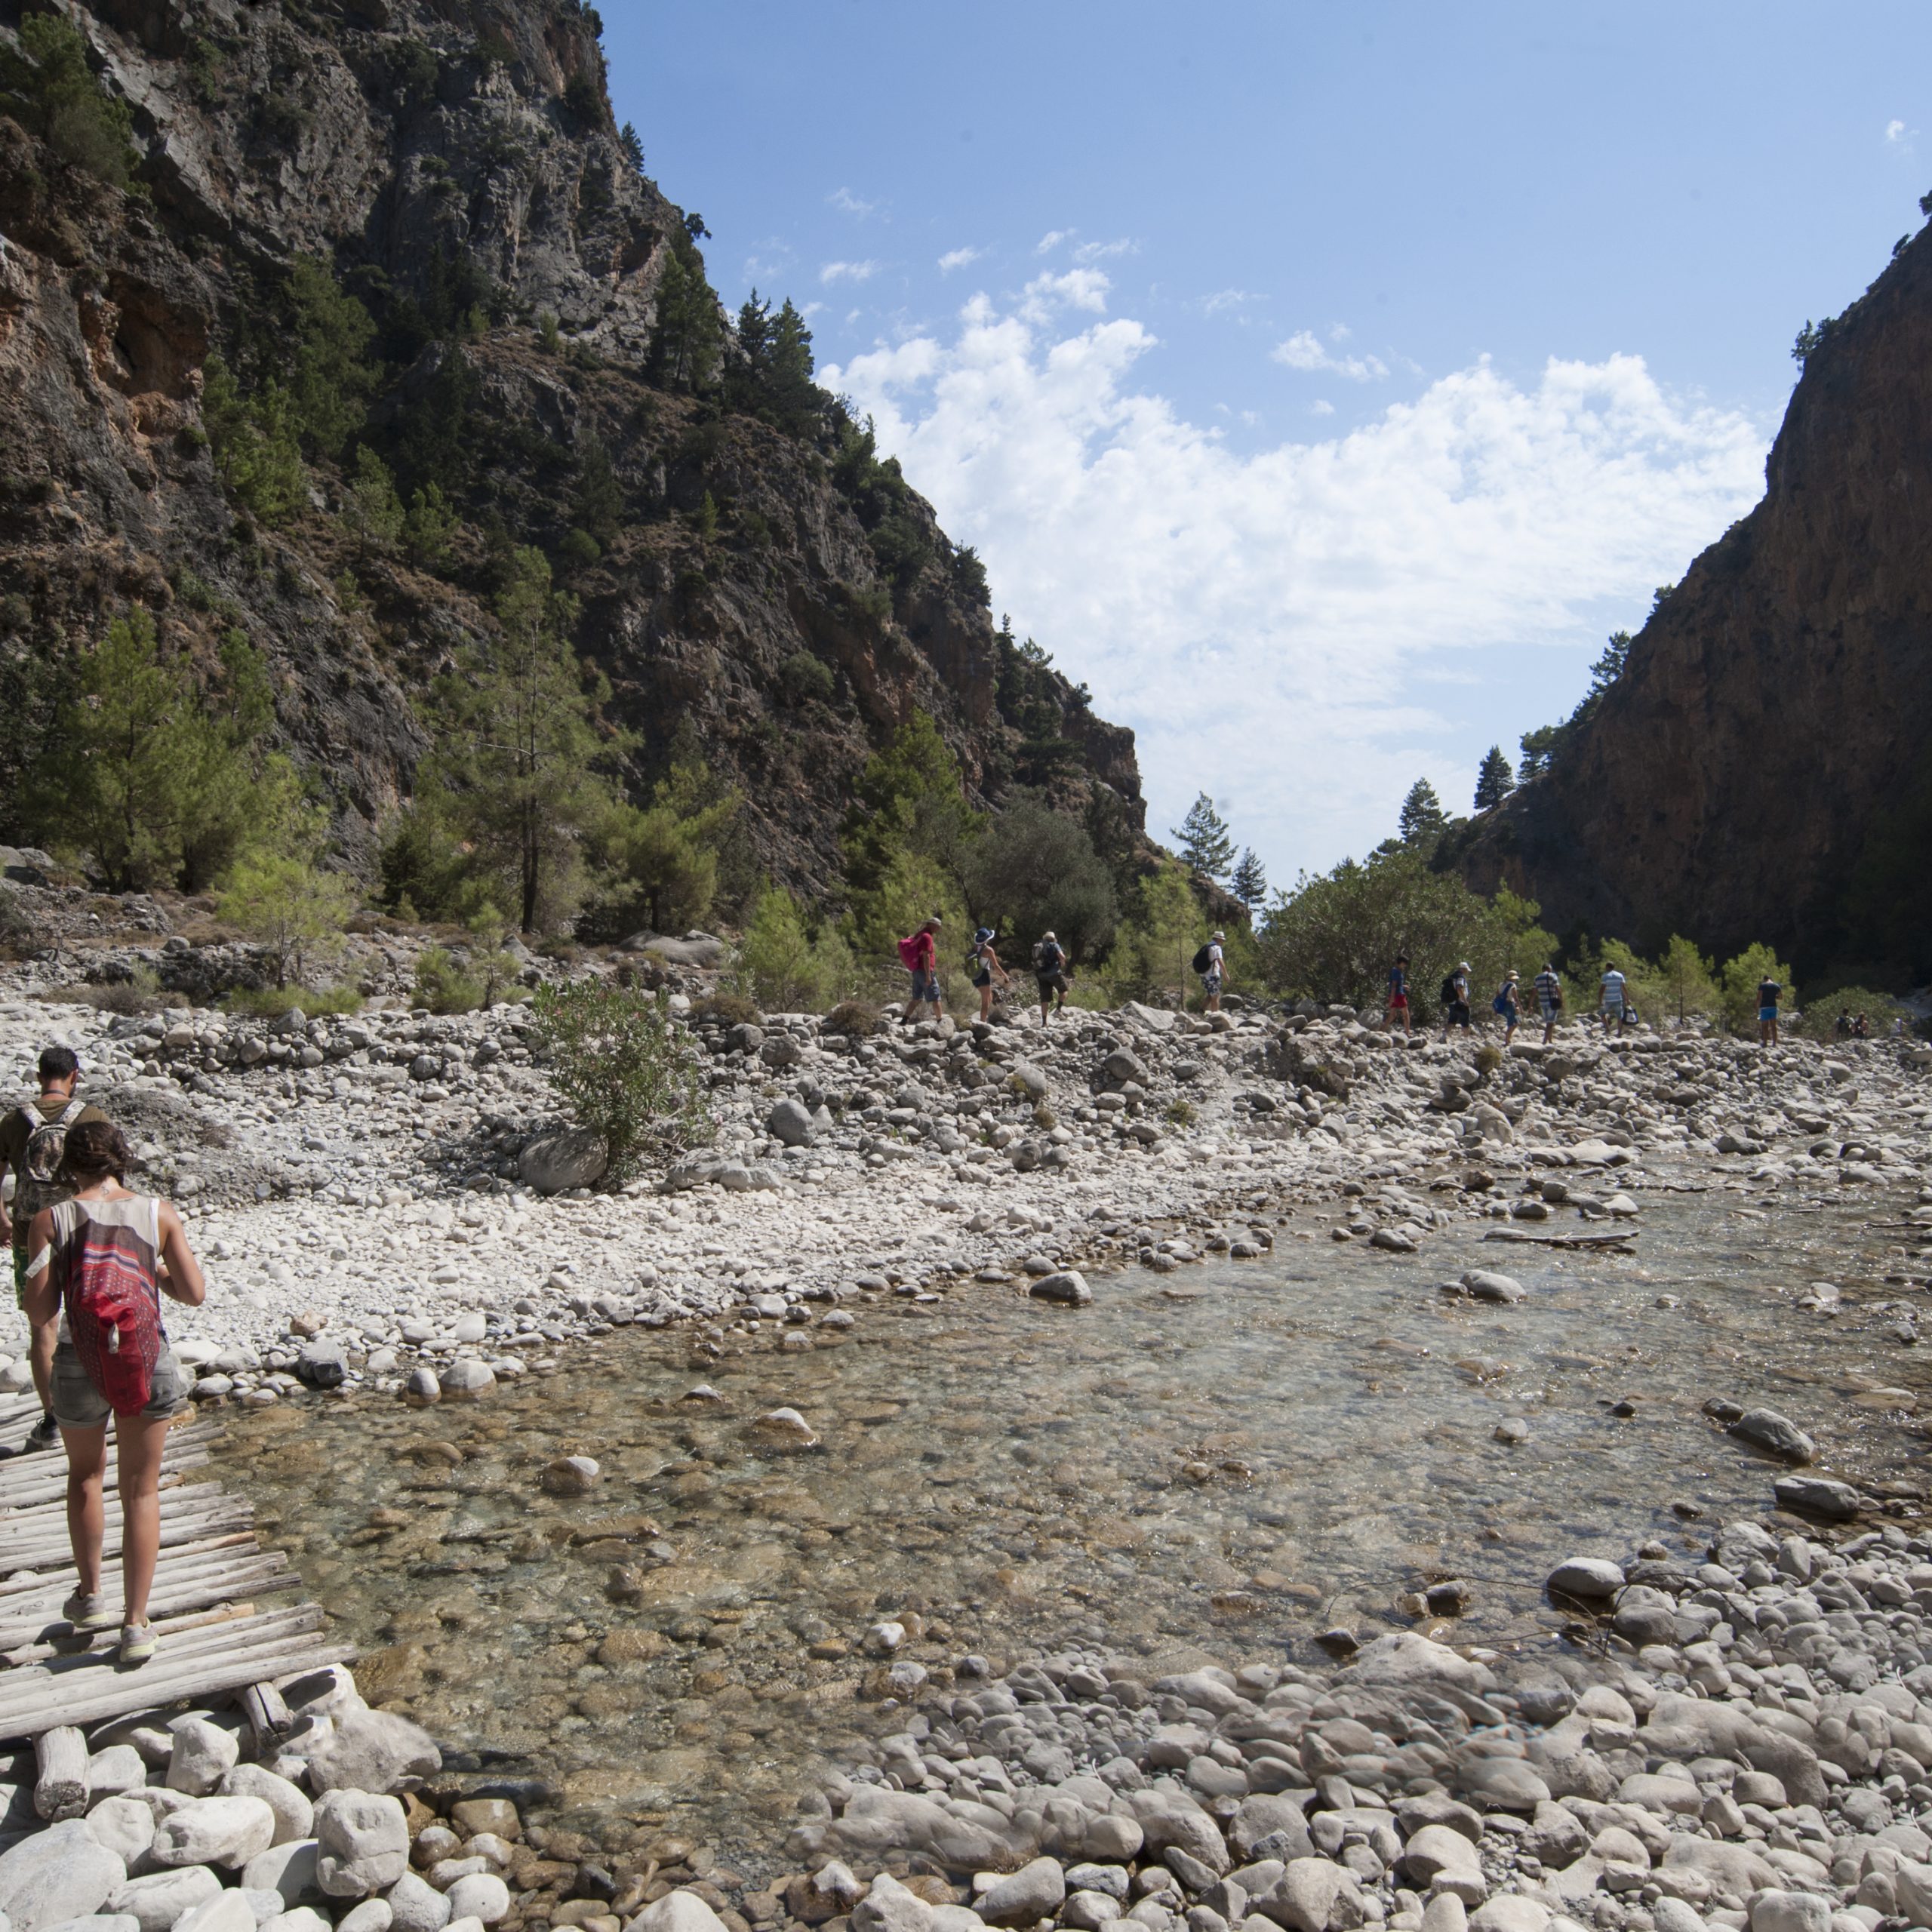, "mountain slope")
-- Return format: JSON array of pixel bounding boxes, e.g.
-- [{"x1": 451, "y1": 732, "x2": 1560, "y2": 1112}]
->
[
  {"x1": 1449, "y1": 223, "x2": 1932, "y2": 983},
  {"x1": 0, "y1": 0, "x2": 1144, "y2": 895}
]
